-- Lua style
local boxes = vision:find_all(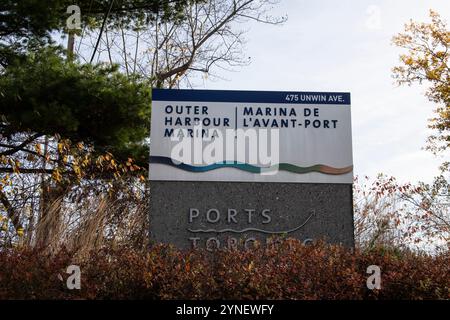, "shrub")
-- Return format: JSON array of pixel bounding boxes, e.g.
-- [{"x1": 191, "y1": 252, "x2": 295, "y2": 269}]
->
[{"x1": 0, "y1": 241, "x2": 448, "y2": 300}]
